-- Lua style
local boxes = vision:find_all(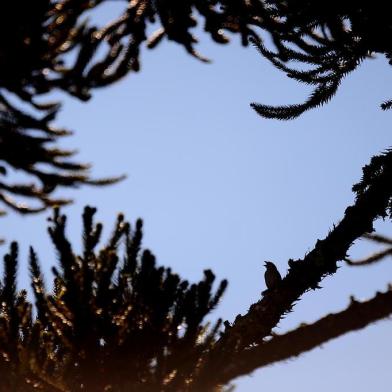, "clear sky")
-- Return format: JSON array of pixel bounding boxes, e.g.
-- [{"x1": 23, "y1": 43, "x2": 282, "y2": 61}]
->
[{"x1": 3, "y1": 5, "x2": 392, "y2": 391}]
